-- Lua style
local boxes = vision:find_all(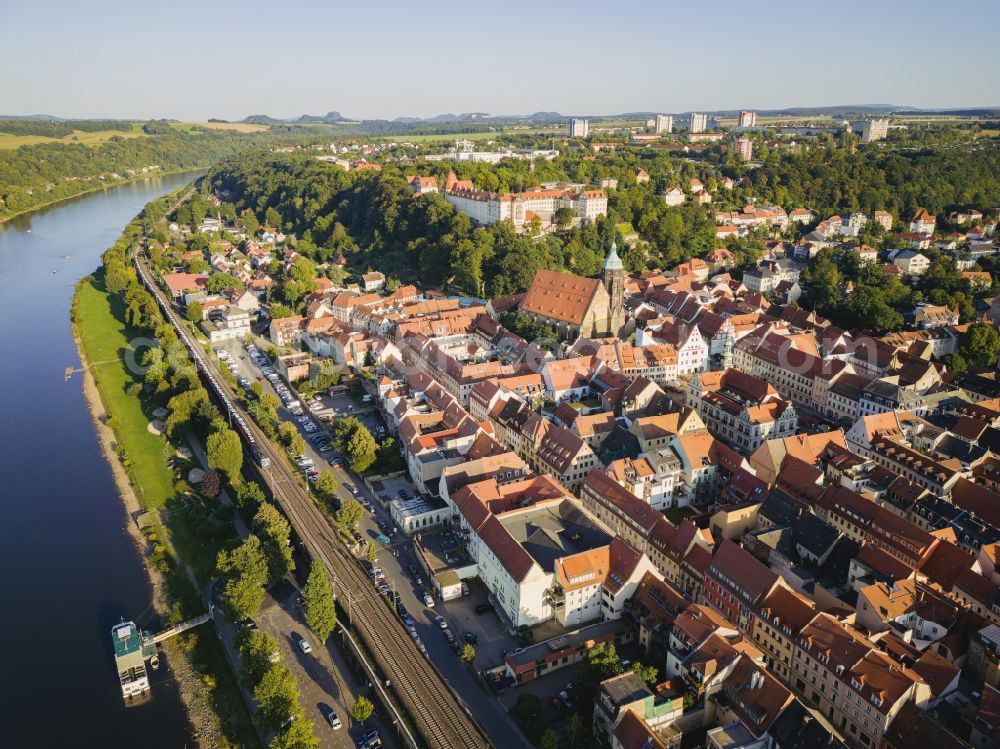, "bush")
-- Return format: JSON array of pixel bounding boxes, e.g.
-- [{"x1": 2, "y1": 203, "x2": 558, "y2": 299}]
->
[{"x1": 201, "y1": 470, "x2": 222, "y2": 498}]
